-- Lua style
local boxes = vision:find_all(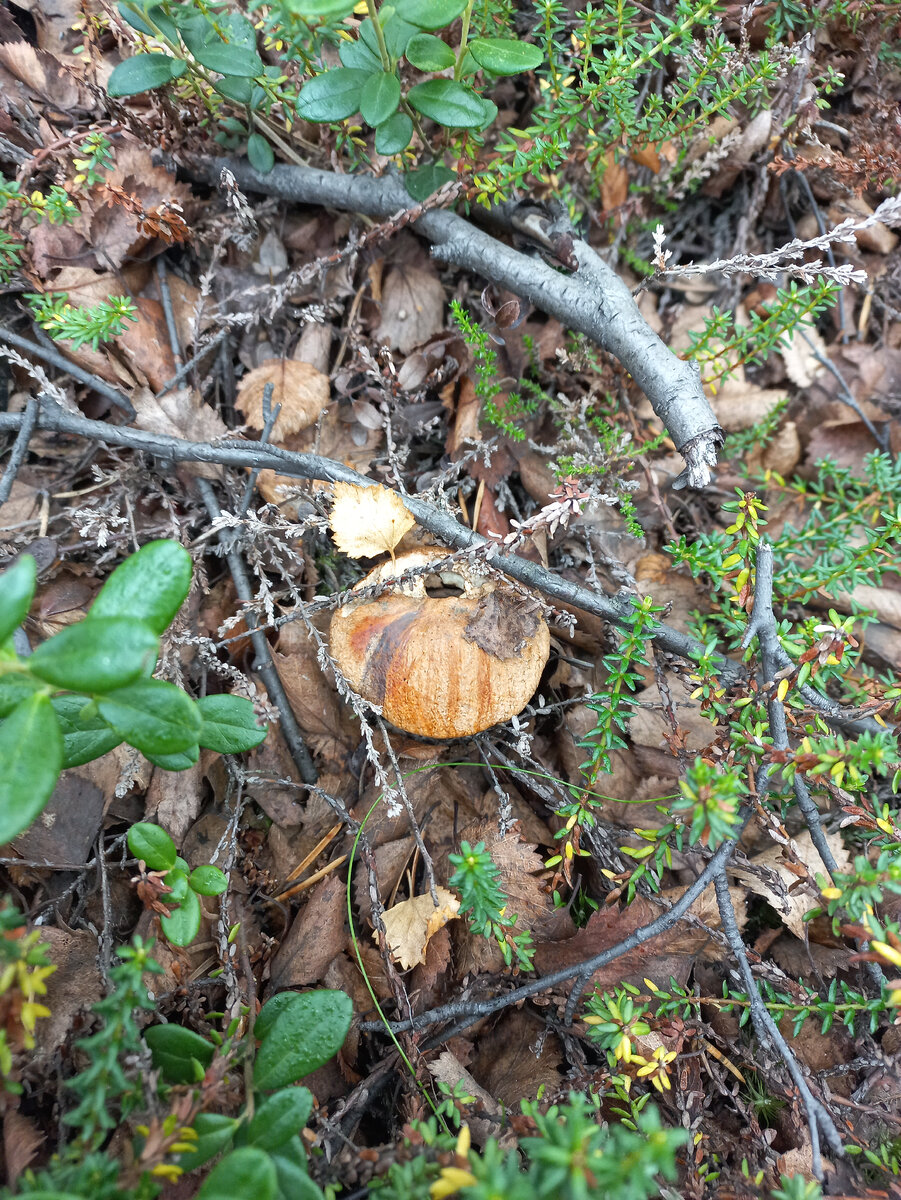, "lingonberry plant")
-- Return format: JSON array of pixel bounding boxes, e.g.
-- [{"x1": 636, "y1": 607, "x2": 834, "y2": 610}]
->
[
  {"x1": 127, "y1": 821, "x2": 229, "y2": 947},
  {"x1": 4, "y1": 914, "x2": 354, "y2": 1200},
  {"x1": 0, "y1": 540, "x2": 267, "y2": 847},
  {"x1": 108, "y1": 0, "x2": 541, "y2": 186}
]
